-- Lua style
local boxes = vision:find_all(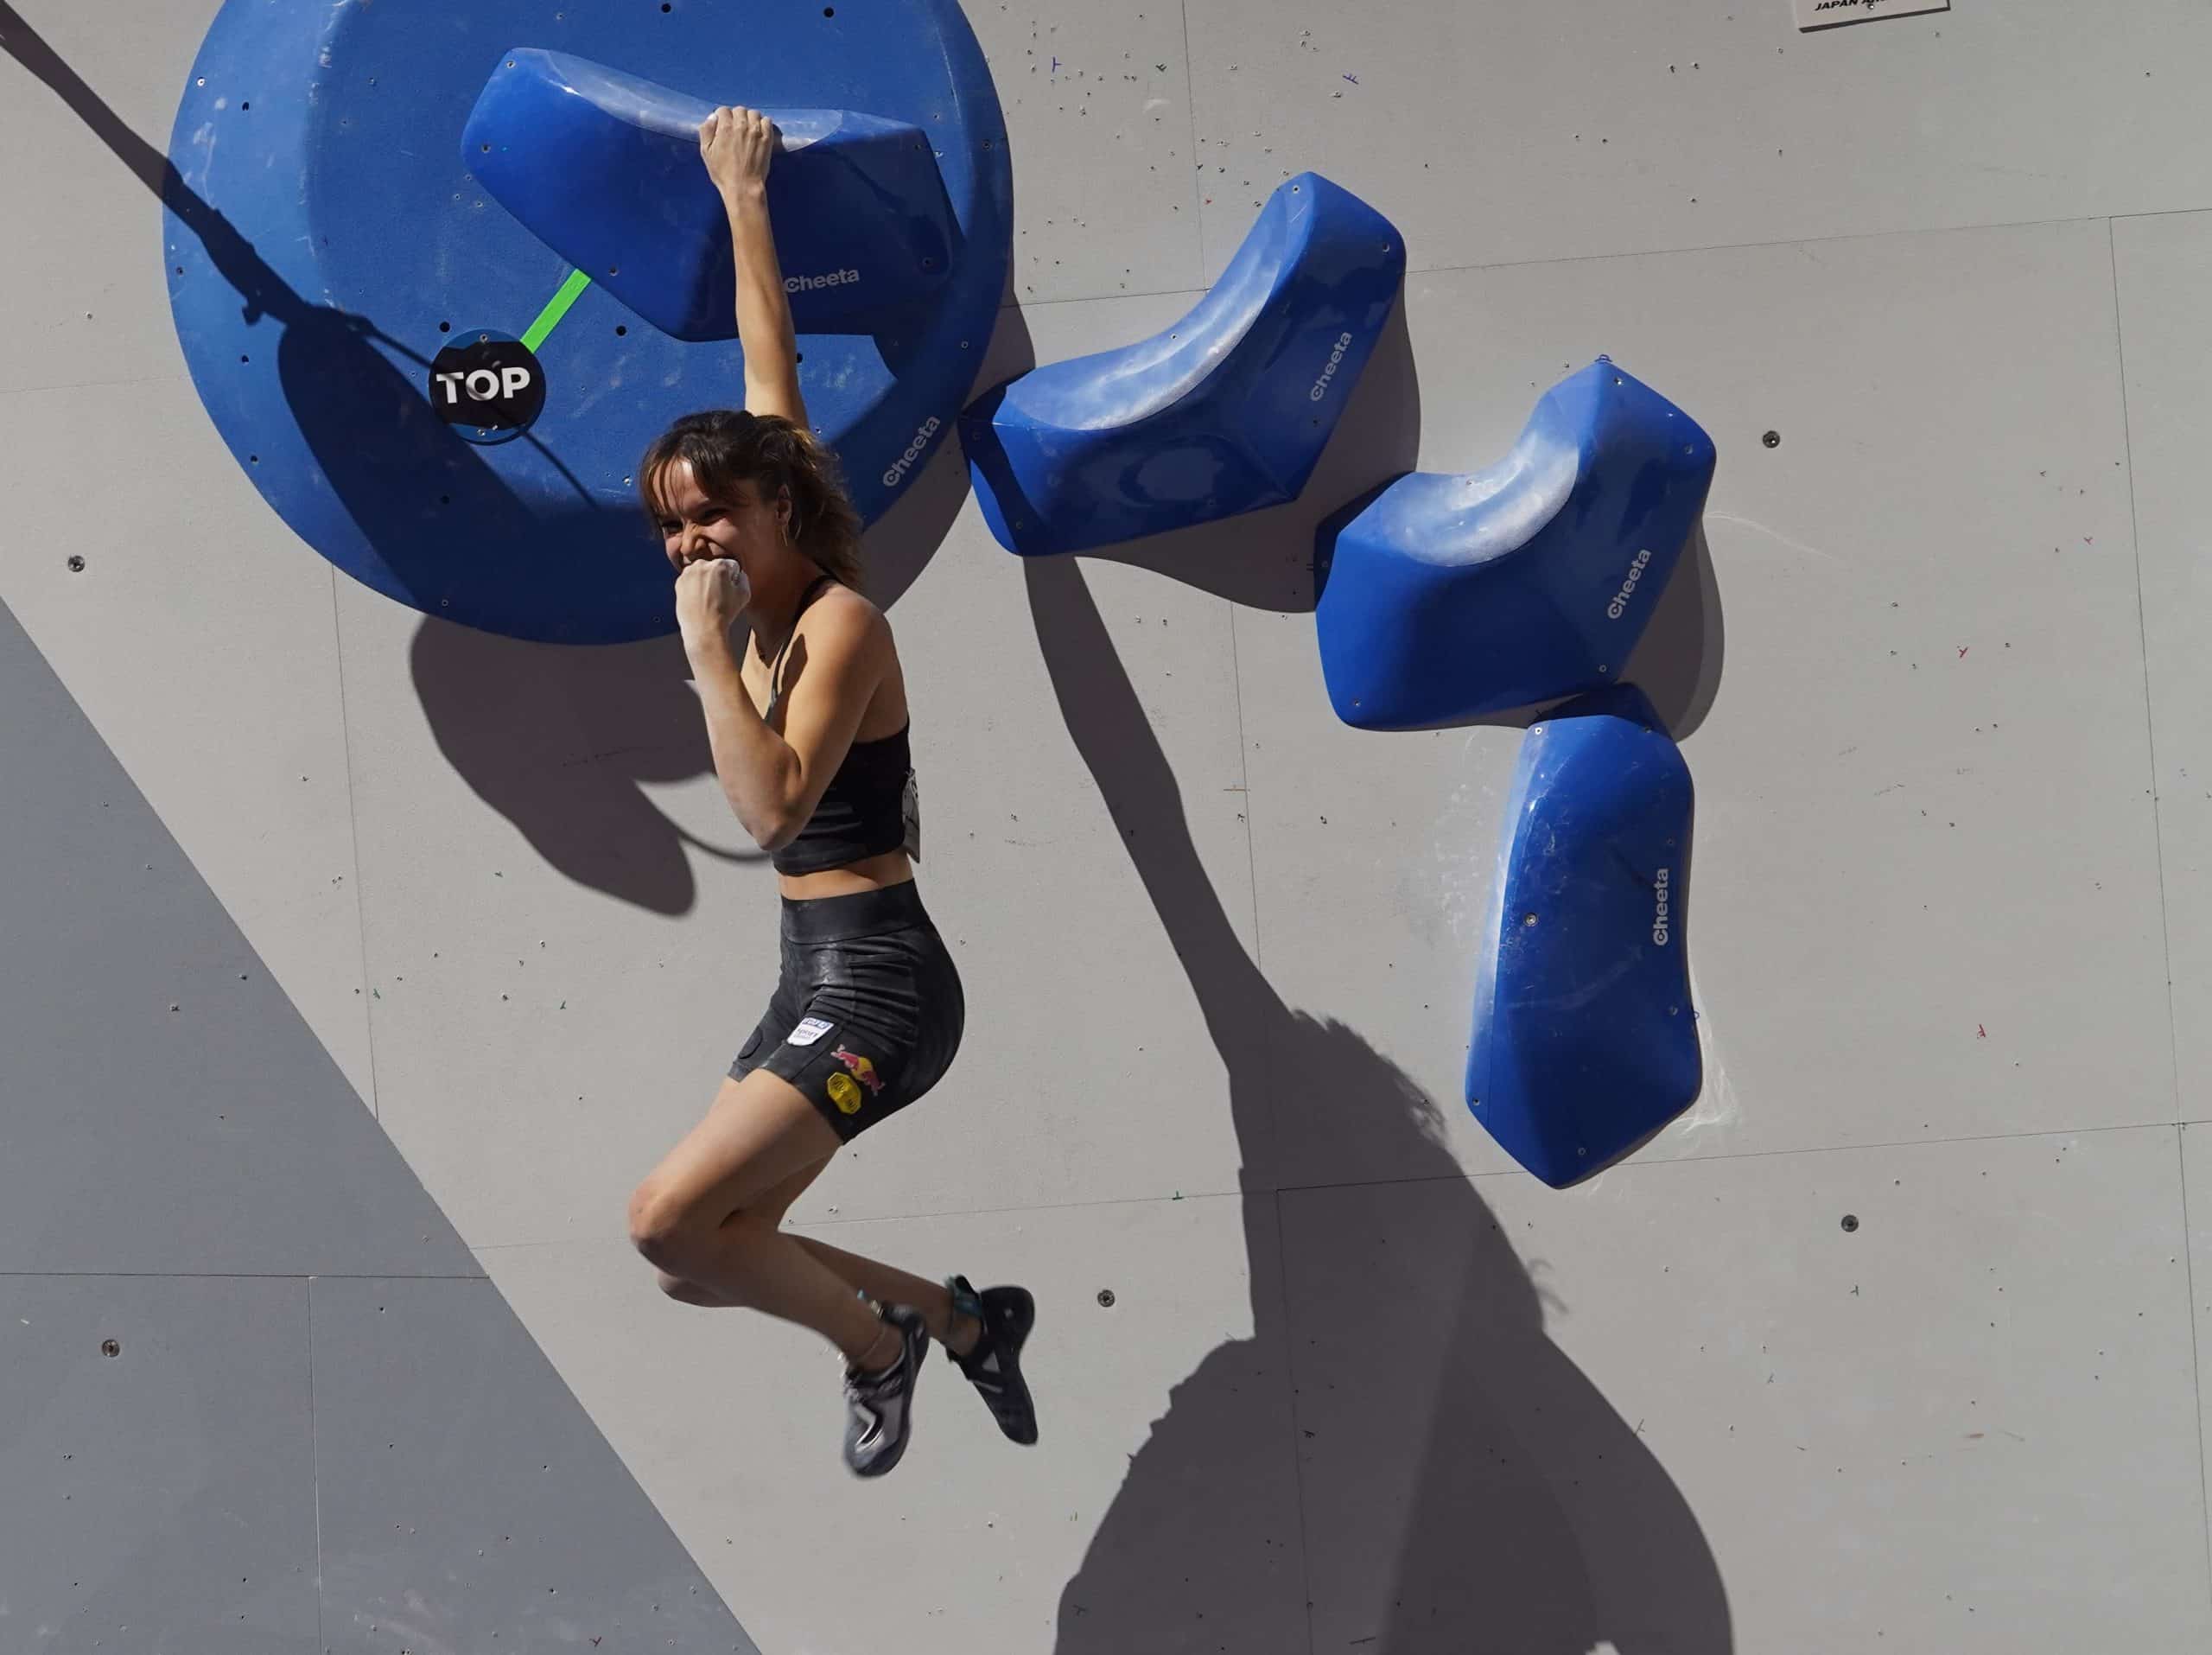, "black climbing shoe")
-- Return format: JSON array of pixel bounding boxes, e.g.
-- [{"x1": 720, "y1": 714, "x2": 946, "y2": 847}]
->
[
  {"x1": 944, "y1": 1275, "x2": 1038, "y2": 1446},
  {"x1": 843, "y1": 1302, "x2": 928, "y2": 1477}
]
